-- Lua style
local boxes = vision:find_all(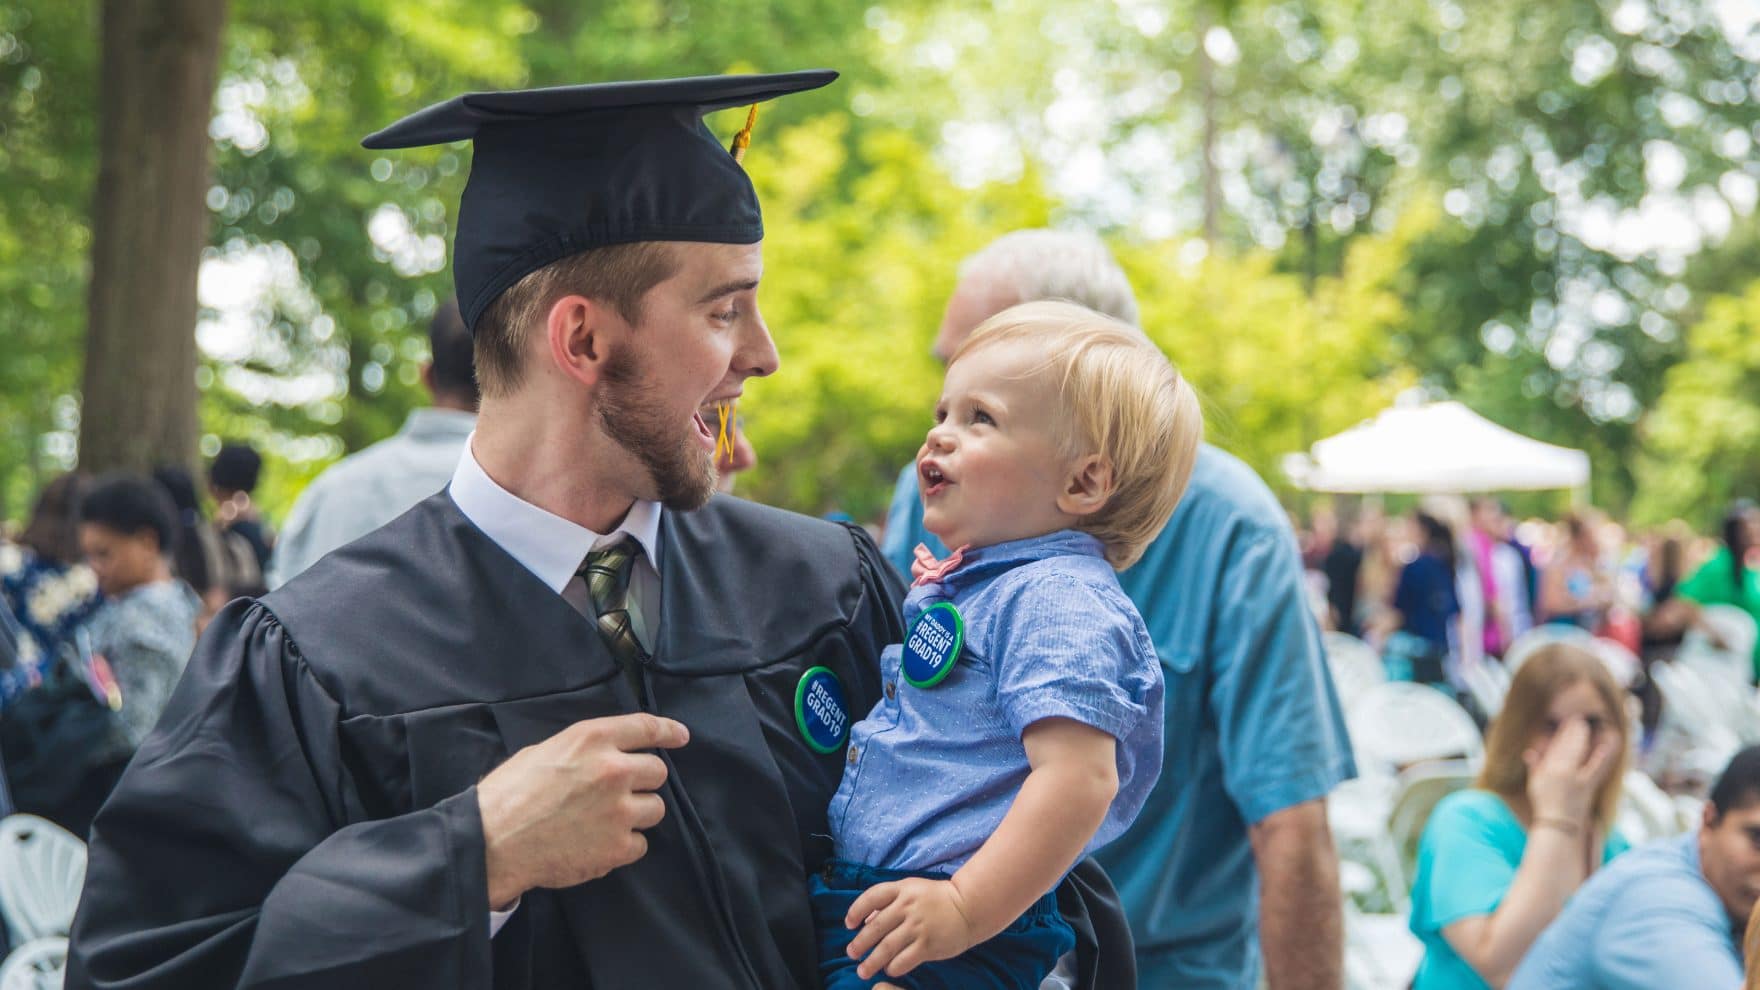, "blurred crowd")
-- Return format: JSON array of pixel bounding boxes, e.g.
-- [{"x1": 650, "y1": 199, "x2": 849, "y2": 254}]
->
[{"x1": 1295, "y1": 497, "x2": 1760, "y2": 732}]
